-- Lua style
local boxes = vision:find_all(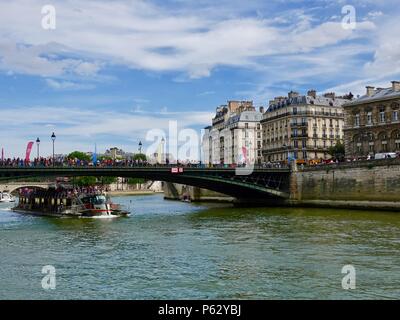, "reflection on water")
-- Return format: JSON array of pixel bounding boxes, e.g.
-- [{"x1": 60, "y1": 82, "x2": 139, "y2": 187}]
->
[{"x1": 1, "y1": 194, "x2": 400, "y2": 299}]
